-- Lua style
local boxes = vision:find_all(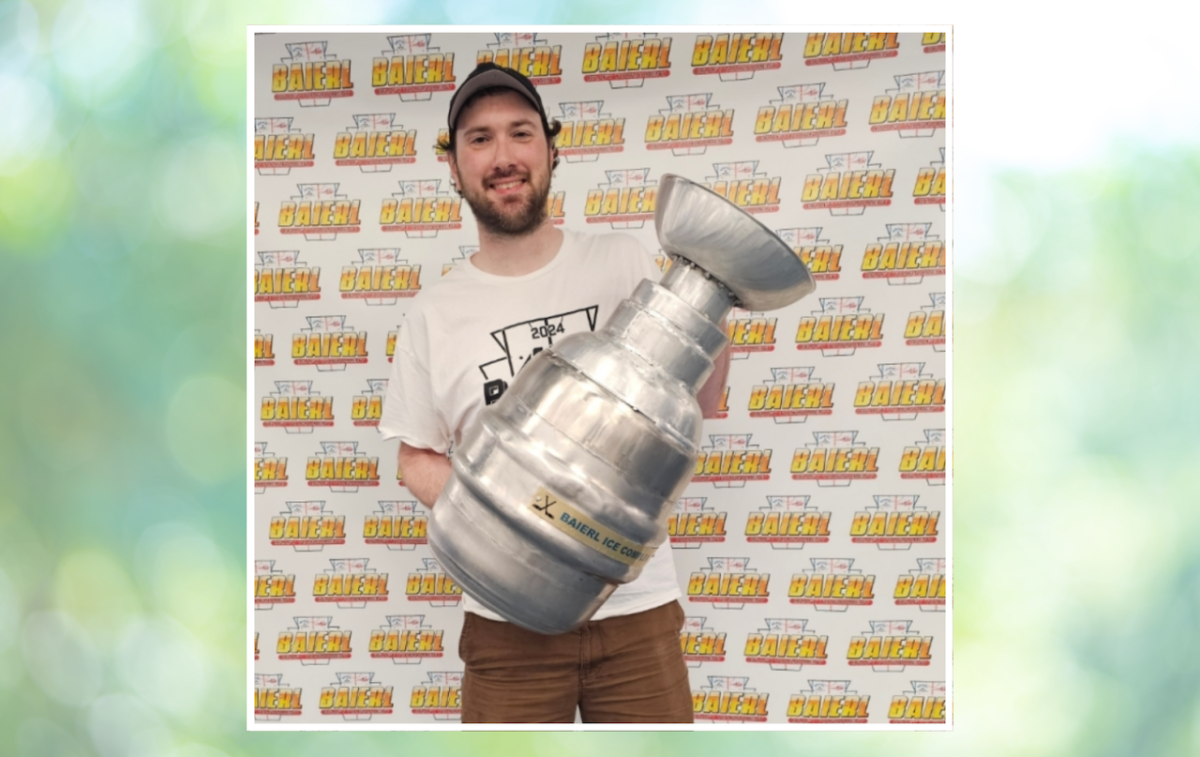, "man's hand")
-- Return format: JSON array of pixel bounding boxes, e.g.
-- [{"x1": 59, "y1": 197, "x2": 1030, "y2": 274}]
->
[
  {"x1": 398, "y1": 443, "x2": 452, "y2": 508},
  {"x1": 697, "y1": 321, "x2": 731, "y2": 420}
]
